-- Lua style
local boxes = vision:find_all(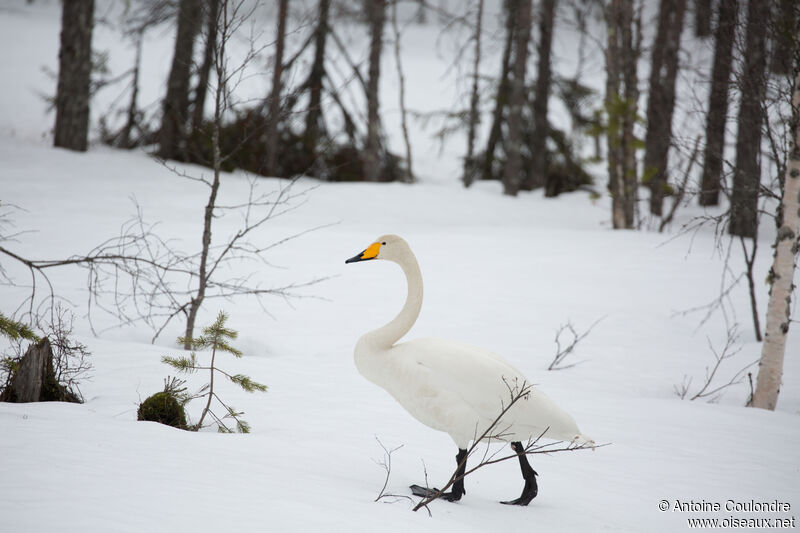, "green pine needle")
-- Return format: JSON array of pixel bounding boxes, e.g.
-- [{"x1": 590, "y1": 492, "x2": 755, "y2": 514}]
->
[
  {"x1": 0, "y1": 313, "x2": 39, "y2": 342},
  {"x1": 161, "y1": 354, "x2": 198, "y2": 372},
  {"x1": 229, "y1": 373, "x2": 268, "y2": 392}
]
